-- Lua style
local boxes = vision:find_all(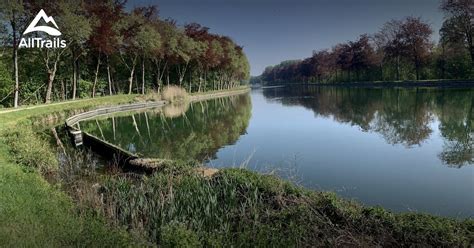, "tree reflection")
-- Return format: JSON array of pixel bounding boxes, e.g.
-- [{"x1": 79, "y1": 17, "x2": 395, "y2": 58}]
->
[
  {"x1": 263, "y1": 86, "x2": 473, "y2": 167},
  {"x1": 81, "y1": 94, "x2": 252, "y2": 161},
  {"x1": 436, "y1": 90, "x2": 473, "y2": 167}
]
